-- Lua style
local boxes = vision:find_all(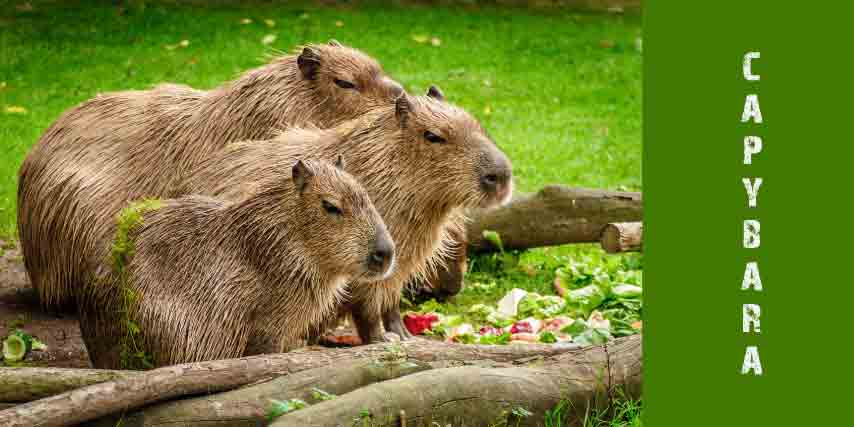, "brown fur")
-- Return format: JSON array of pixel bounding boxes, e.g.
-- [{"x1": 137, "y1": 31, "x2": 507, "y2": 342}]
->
[
  {"x1": 78, "y1": 159, "x2": 393, "y2": 368},
  {"x1": 18, "y1": 42, "x2": 402, "y2": 312},
  {"x1": 405, "y1": 226, "x2": 468, "y2": 303},
  {"x1": 178, "y1": 93, "x2": 512, "y2": 343}
]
